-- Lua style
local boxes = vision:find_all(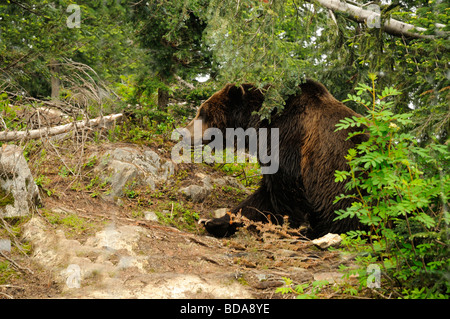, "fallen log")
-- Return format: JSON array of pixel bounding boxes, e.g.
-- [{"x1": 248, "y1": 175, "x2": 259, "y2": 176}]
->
[{"x1": 0, "y1": 113, "x2": 123, "y2": 142}]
